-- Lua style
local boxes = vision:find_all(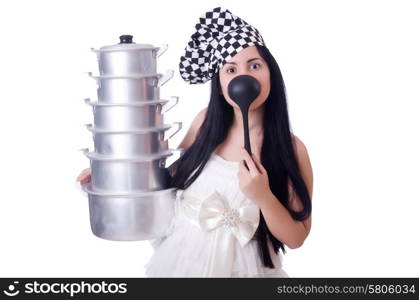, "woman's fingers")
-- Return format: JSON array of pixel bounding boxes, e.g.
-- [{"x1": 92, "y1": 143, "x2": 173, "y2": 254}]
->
[
  {"x1": 239, "y1": 159, "x2": 247, "y2": 174},
  {"x1": 252, "y1": 154, "x2": 267, "y2": 175},
  {"x1": 76, "y1": 173, "x2": 84, "y2": 182},
  {"x1": 76, "y1": 168, "x2": 91, "y2": 182},
  {"x1": 80, "y1": 176, "x2": 91, "y2": 184},
  {"x1": 79, "y1": 174, "x2": 91, "y2": 184},
  {"x1": 240, "y1": 147, "x2": 259, "y2": 176}
]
